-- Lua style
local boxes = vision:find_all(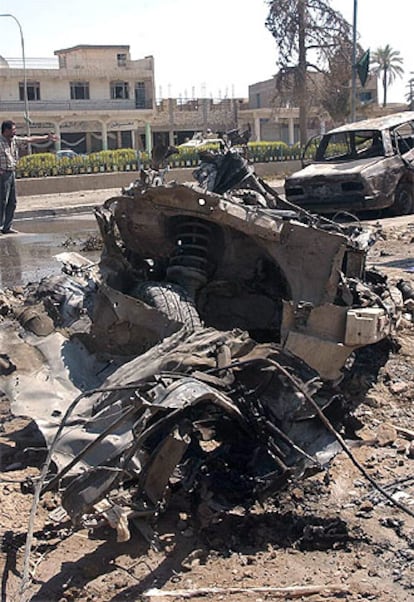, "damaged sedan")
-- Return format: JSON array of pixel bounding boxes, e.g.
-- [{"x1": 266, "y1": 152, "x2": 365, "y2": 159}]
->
[
  {"x1": 285, "y1": 111, "x2": 414, "y2": 215},
  {"x1": 0, "y1": 137, "x2": 403, "y2": 546}
]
